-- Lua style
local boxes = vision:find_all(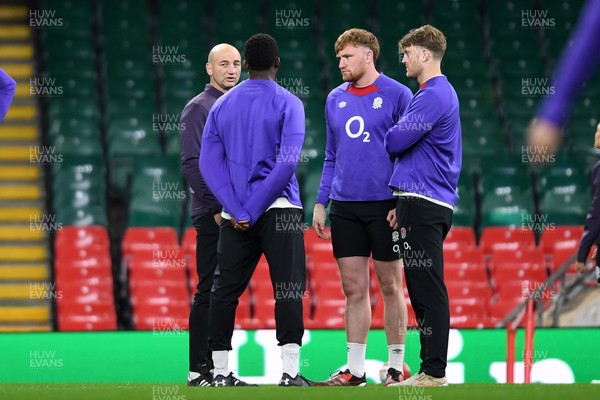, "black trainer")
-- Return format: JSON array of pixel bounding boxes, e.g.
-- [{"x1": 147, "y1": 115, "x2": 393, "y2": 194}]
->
[
  {"x1": 187, "y1": 371, "x2": 213, "y2": 387},
  {"x1": 279, "y1": 372, "x2": 314, "y2": 387},
  {"x1": 316, "y1": 369, "x2": 367, "y2": 386},
  {"x1": 212, "y1": 372, "x2": 258, "y2": 387},
  {"x1": 384, "y1": 367, "x2": 404, "y2": 386}
]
